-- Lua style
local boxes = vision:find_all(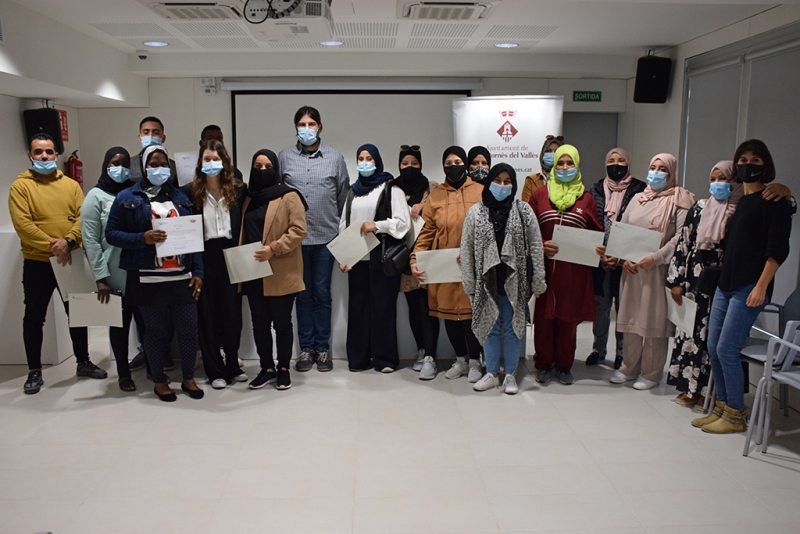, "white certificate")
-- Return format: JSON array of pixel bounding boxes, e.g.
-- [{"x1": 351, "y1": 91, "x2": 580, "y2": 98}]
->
[
  {"x1": 406, "y1": 218, "x2": 426, "y2": 248},
  {"x1": 50, "y1": 249, "x2": 97, "y2": 302},
  {"x1": 174, "y1": 151, "x2": 199, "y2": 188},
  {"x1": 152, "y1": 215, "x2": 205, "y2": 257},
  {"x1": 416, "y1": 248, "x2": 462, "y2": 285},
  {"x1": 605, "y1": 221, "x2": 663, "y2": 263},
  {"x1": 551, "y1": 225, "x2": 604, "y2": 267},
  {"x1": 326, "y1": 223, "x2": 380, "y2": 268},
  {"x1": 665, "y1": 287, "x2": 697, "y2": 335},
  {"x1": 223, "y1": 242, "x2": 274, "y2": 284},
  {"x1": 68, "y1": 293, "x2": 123, "y2": 328}
]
